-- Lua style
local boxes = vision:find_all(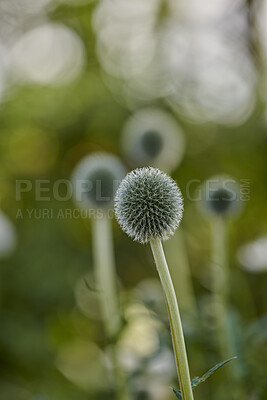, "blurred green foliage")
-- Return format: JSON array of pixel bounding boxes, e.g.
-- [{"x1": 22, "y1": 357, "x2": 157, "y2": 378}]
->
[{"x1": 0, "y1": 1, "x2": 266, "y2": 400}]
